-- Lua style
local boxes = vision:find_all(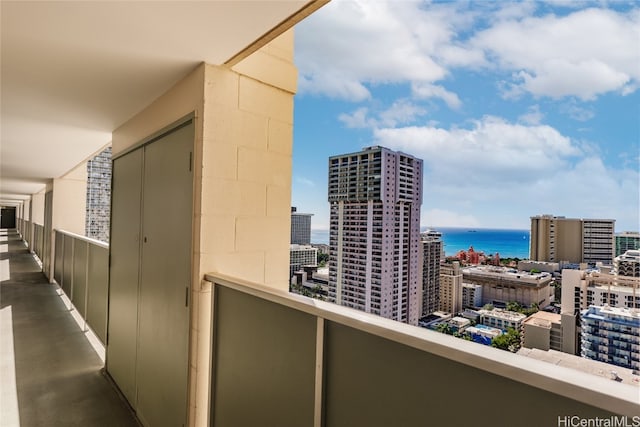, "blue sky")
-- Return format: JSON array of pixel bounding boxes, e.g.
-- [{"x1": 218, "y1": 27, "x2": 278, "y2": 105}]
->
[{"x1": 291, "y1": 0, "x2": 639, "y2": 232}]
